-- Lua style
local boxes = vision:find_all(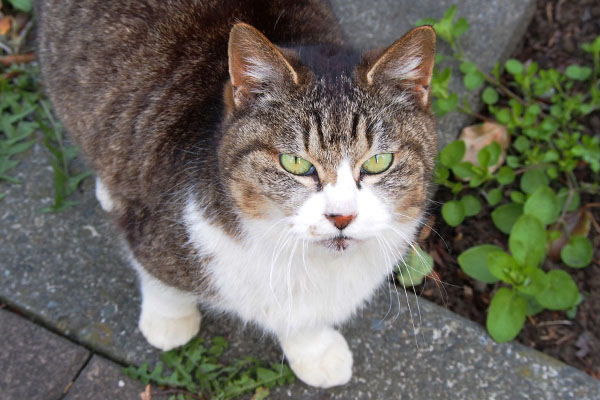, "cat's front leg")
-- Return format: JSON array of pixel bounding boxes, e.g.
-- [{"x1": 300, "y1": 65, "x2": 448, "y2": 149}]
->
[
  {"x1": 135, "y1": 264, "x2": 201, "y2": 351},
  {"x1": 279, "y1": 327, "x2": 353, "y2": 388}
]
